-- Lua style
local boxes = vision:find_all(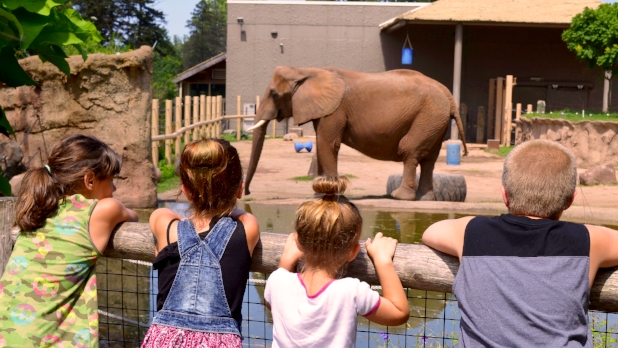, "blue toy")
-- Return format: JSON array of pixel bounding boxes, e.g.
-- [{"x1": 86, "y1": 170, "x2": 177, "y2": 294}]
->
[{"x1": 294, "y1": 141, "x2": 313, "y2": 153}]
